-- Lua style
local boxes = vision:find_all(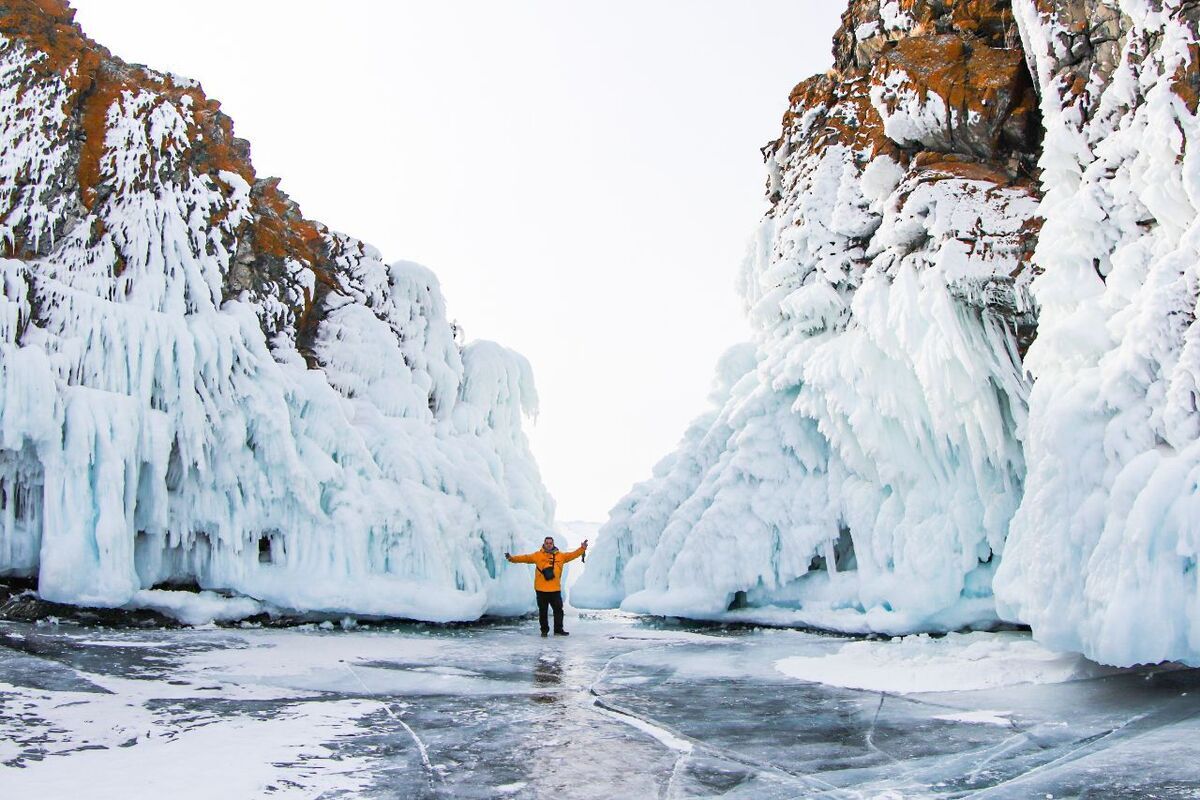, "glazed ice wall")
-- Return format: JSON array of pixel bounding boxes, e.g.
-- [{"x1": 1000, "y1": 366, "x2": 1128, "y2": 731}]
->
[{"x1": 0, "y1": 0, "x2": 554, "y2": 621}]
